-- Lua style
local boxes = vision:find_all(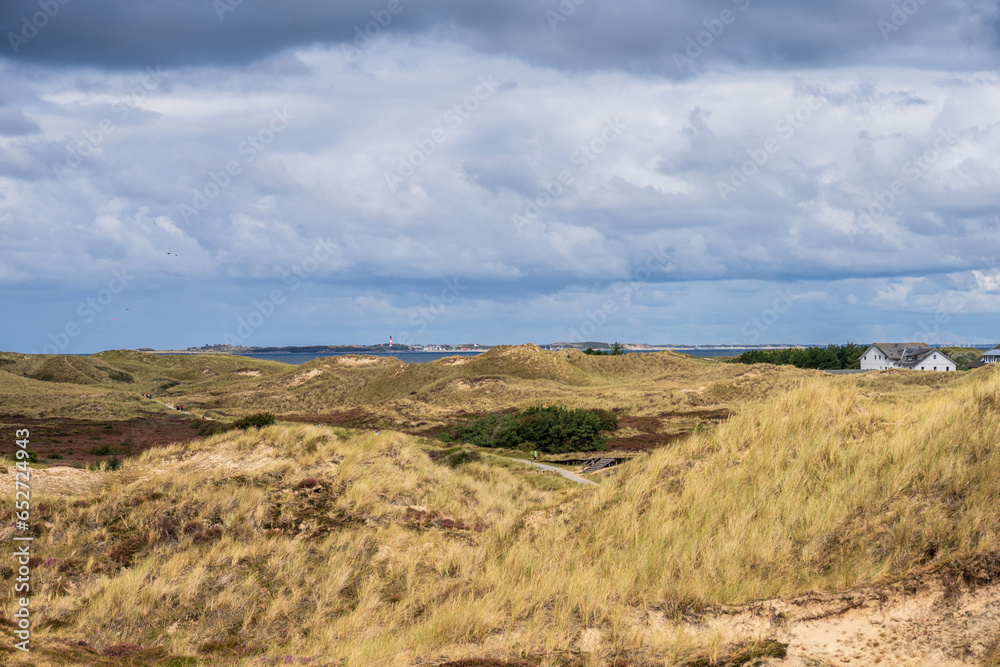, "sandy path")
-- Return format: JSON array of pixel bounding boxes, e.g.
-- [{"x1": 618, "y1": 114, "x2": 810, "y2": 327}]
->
[{"x1": 513, "y1": 459, "x2": 597, "y2": 486}]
